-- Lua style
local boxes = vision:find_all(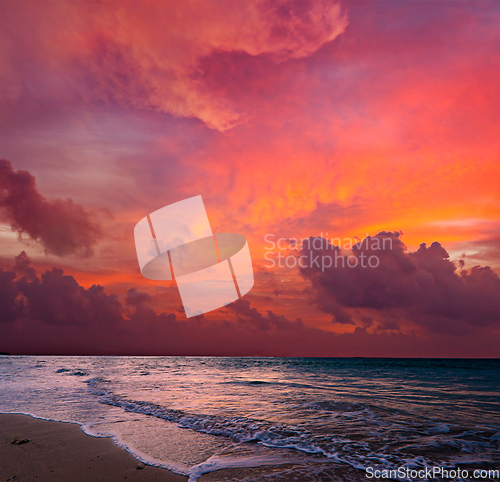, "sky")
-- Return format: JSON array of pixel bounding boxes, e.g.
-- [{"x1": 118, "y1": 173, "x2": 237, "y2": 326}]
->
[{"x1": 1, "y1": 0, "x2": 499, "y2": 356}]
